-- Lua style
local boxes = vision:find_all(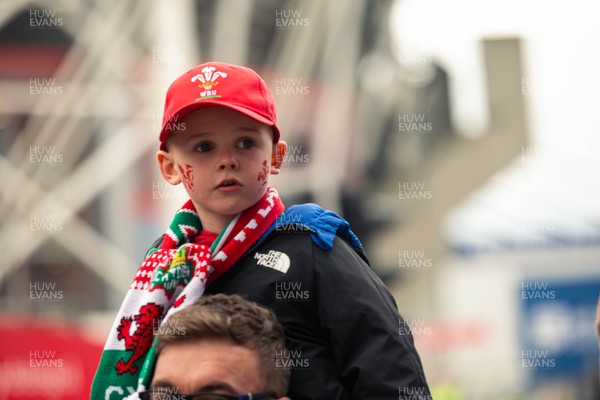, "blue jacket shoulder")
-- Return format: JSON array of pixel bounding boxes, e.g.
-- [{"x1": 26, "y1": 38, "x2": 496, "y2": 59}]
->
[{"x1": 261, "y1": 203, "x2": 362, "y2": 251}]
